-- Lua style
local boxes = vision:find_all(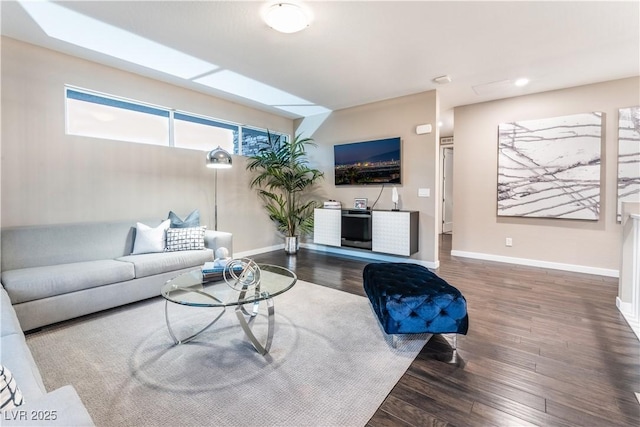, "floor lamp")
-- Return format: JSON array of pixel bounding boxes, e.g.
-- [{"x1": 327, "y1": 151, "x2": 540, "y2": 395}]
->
[{"x1": 206, "y1": 146, "x2": 232, "y2": 231}]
